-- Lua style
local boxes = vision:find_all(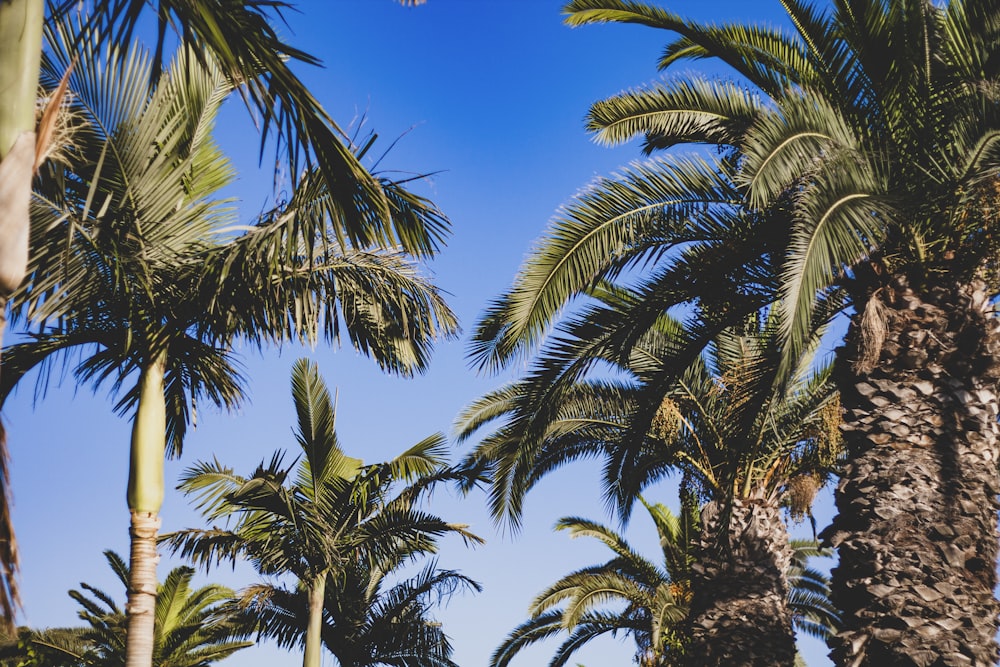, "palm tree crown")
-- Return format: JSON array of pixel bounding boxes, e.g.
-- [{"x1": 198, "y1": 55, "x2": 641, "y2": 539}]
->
[{"x1": 168, "y1": 358, "x2": 482, "y2": 667}]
